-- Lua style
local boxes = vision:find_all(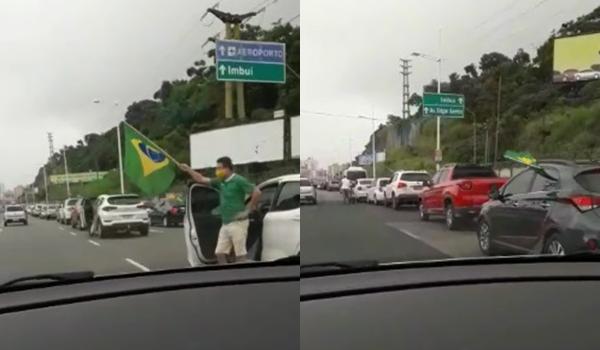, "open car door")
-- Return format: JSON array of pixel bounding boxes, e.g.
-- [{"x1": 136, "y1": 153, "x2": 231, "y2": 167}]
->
[
  {"x1": 185, "y1": 183, "x2": 263, "y2": 265},
  {"x1": 262, "y1": 178, "x2": 301, "y2": 261}
]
